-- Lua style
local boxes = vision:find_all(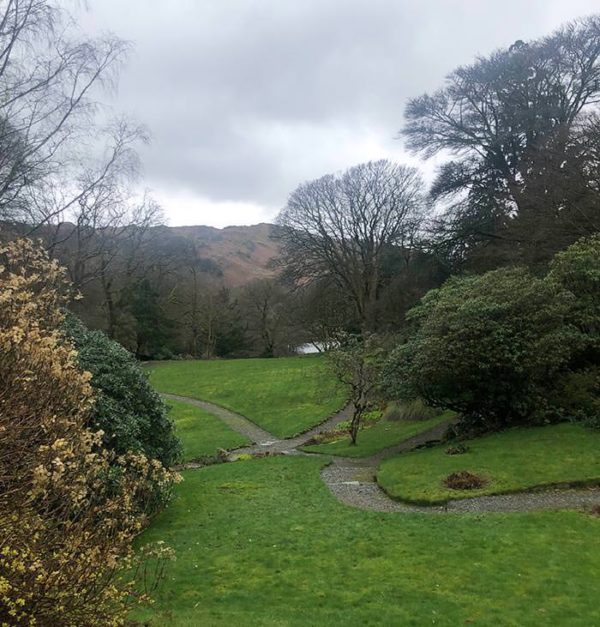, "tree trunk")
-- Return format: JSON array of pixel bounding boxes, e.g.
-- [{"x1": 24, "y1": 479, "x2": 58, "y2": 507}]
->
[
  {"x1": 99, "y1": 269, "x2": 118, "y2": 338},
  {"x1": 349, "y1": 407, "x2": 363, "y2": 445}
]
